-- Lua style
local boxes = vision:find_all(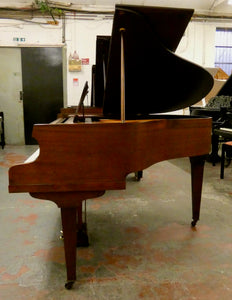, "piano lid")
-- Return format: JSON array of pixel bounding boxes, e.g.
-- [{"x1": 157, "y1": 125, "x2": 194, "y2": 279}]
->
[
  {"x1": 217, "y1": 73, "x2": 232, "y2": 97},
  {"x1": 103, "y1": 5, "x2": 214, "y2": 118}
]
